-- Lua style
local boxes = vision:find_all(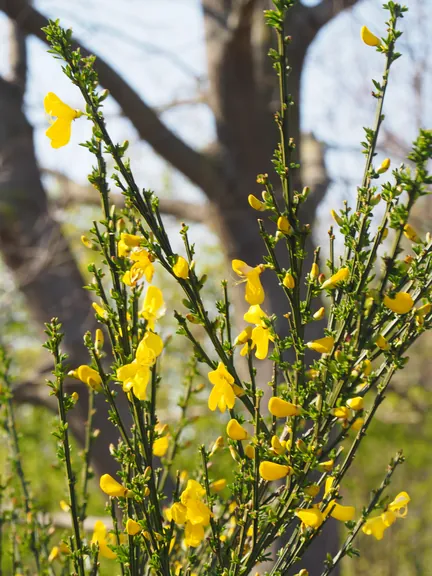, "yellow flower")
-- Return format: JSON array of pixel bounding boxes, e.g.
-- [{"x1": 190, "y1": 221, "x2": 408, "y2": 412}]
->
[
  {"x1": 310, "y1": 263, "x2": 319, "y2": 280},
  {"x1": 295, "y1": 508, "x2": 324, "y2": 529},
  {"x1": 245, "y1": 444, "x2": 256, "y2": 459},
  {"x1": 126, "y1": 519, "x2": 141, "y2": 536},
  {"x1": 44, "y1": 92, "x2": 82, "y2": 148},
  {"x1": 244, "y1": 304, "x2": 274, "y2": 360},
  {"x1": 232, "y1": 259, "x2": 265, "y2": 305},
  {"x1": 361, "y1": 26, "x2": 381, "y2": 47},
  {"x1": 388, "y1": 491, "x2": 410, "y2": 517},
  {"x1": 332, "y1": 406, "x2": 350, "y2": 420},
  {"x1": 210, "y1": 479, "x2": 227, "y2": 493},
  {"x1": 226, "y1": 419, "x2": 248, "y2": 441},
  {"x1": 383, "y1": 292, "x2": 414, "y2": 314},
  {"x1": 347, "y1": 397, "x2": 364, "y2": 411},
  {"x1": 92, "y1": 302, "x2": 107, "y2": 319},
  {"x1": 403, "y1": 223, "x2": 420, "y2": 243},
  {"x1": 313, "y1": 307, "x2": 325, "y2": 320},
  {"x1": 48, "y1": 546, "x2": 60, "y2": 563},
  {"x1": 377, "y1": 158, "x2": 391, "y2": 174},
  {"x1": 166, "y1": 502, "x2": 187, "y2": 524},
  {"x1": 271, "y1": 435, "x2": 286, "y2": 455},
  {"x1": 323, "y1": 478, "x2": 355, "y2": 522},
  {"x1": 259, "y1": 461, "x2": 292, "y2": 481},
  {"x1": 376, "y1": 334, "x2": 389, "y2": 350},
  {"x1": 68, "y1": 365, "x2": 102, "y2": 392},
  {"x1": 184, "y1": 522, "x2": 205, "y2": 547},
  {"x1": 140, "y1": 286, "x2": 165, "y2": 330},
  {"x1": 304, "y1": 484, "x2": 320, "y2": 498},
  {"x1": 153, "y1": 435, "x2": 169, "y2": 457},
  {"x1": 100, "y1": 474, "x2": 131, "y2": 498},
  {"x1": 321, "y1": 267, "x2": 349, "y2": 290},
  {"x1": 277, "y1": 216, "x2": 292, "y2": 234},
  {"x1": 173, "y1": 255, "x2": 189, "y2": 279},
  {"x1": 122, "y1": 249, "x2": 154, "y2": 287},
  {"x1": 248, "y1": 194, "x2": 265, "y2": 211},
  {"x1": 118, "y1": 233, "x2": 142, "y2": 258},
  {"x1": 317, "y1": 459, "x2": 334, "y2": 472},
  {"x1": 306, "y1": 336, "x2": 334, "y2": 354},
  {"x1": 59, "y1": 500, "x2": 70, "y2": 512},
  {"x1": 116, "y1": 331, "x2": 163, "y2": 400},
  {"x1": 208, "y1": 362, "x2": 235, "y2": 413},
  {"x1": 268, "y1": 397, "x2": 301, "y2": 418},
  {"x1": 91, "y1": 521, "x2": 117, "y2": 559},
  {"x1": 95, "y1": 328, "x2": 104, "y2": 353},
  {"x1": 351, "y1": 417, "x2": 364, "y2": 431},
  {"x1": 283, "y1": 272, "x2": 295, "y2": 289},
  {"x1": 362, "y1": 516, "x2": 387, "y2": 540}
]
